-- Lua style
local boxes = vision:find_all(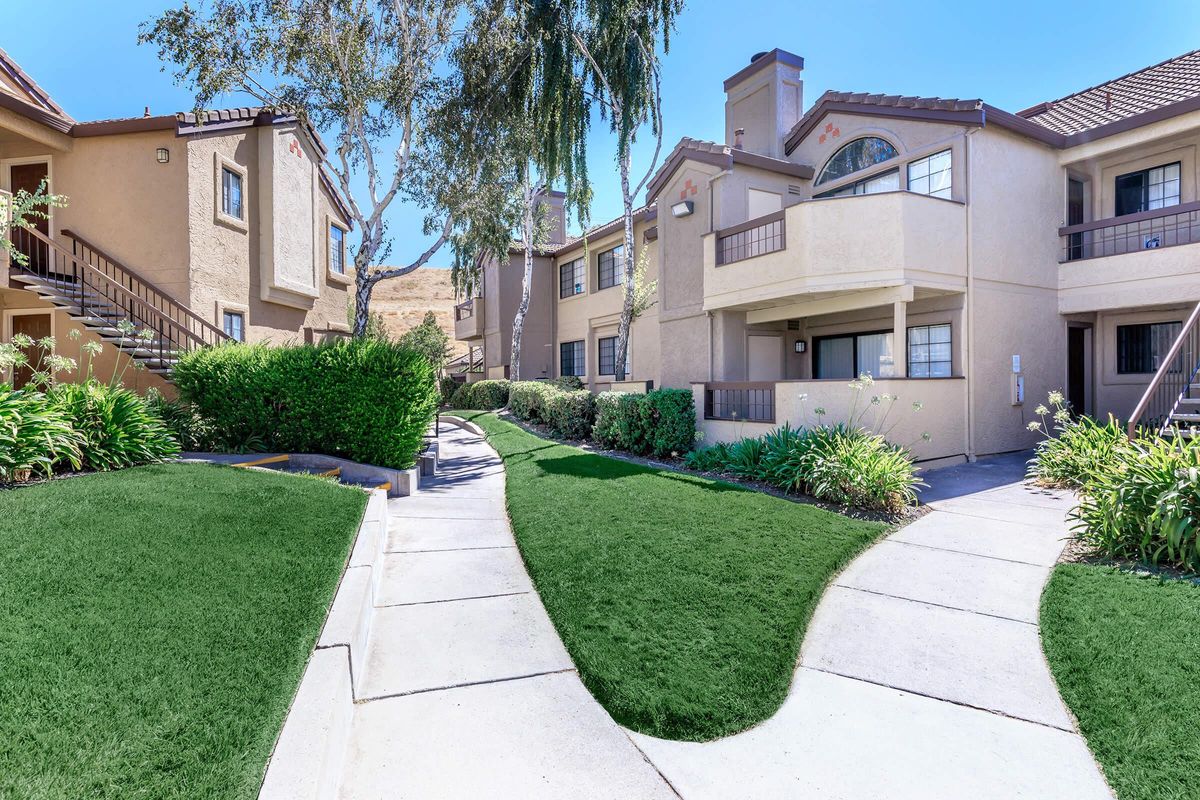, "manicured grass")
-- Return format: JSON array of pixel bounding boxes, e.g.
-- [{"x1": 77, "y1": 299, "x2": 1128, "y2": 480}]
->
[
  {"x1": 0, "y1": 463, "x2": 366, "y2": 799},
  {"x1": 1041, "y1": 563, "x2": 1200, "y2": 800},
  {"x1": 449, "y1": 411, "x2": 886, "y2": 741}
]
